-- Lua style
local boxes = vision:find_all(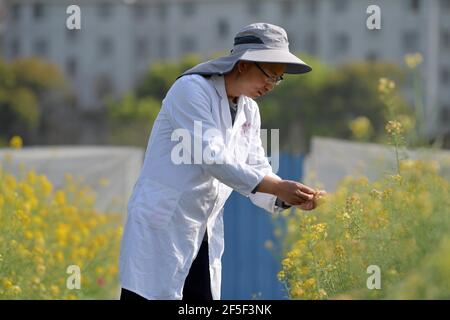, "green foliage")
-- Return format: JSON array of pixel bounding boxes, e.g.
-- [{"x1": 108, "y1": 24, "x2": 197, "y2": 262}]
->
[
  {"x1": 136, "y1": 54, "x2": 202, "y2": 100},
  {"x1": 106, "y1": 94, "x2": 162, "y2": 146},
  {"x1": 106, "y1": 54, "x2": 202, "y2": 146},
  {"x1": 0, "y1": 58, "x2": 68, "y2": 145}
]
